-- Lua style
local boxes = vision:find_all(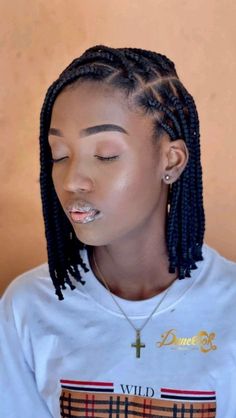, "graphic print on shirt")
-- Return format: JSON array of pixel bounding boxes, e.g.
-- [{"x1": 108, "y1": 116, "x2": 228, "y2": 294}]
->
[
  {"x1": 157, "y1": 329, "x2": 217, "y2": 353},
  {"x1": 59, "y1": 380, "x2": 216, "y2": 418}
]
